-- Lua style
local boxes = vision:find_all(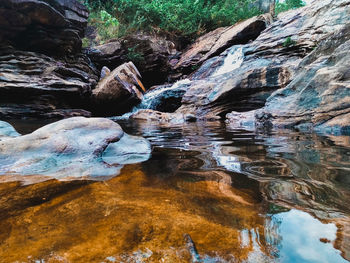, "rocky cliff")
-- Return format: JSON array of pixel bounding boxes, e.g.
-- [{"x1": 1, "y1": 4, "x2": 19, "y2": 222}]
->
[{"x1": 0, "y1": 0, "x2": 98, "y2": 119}]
